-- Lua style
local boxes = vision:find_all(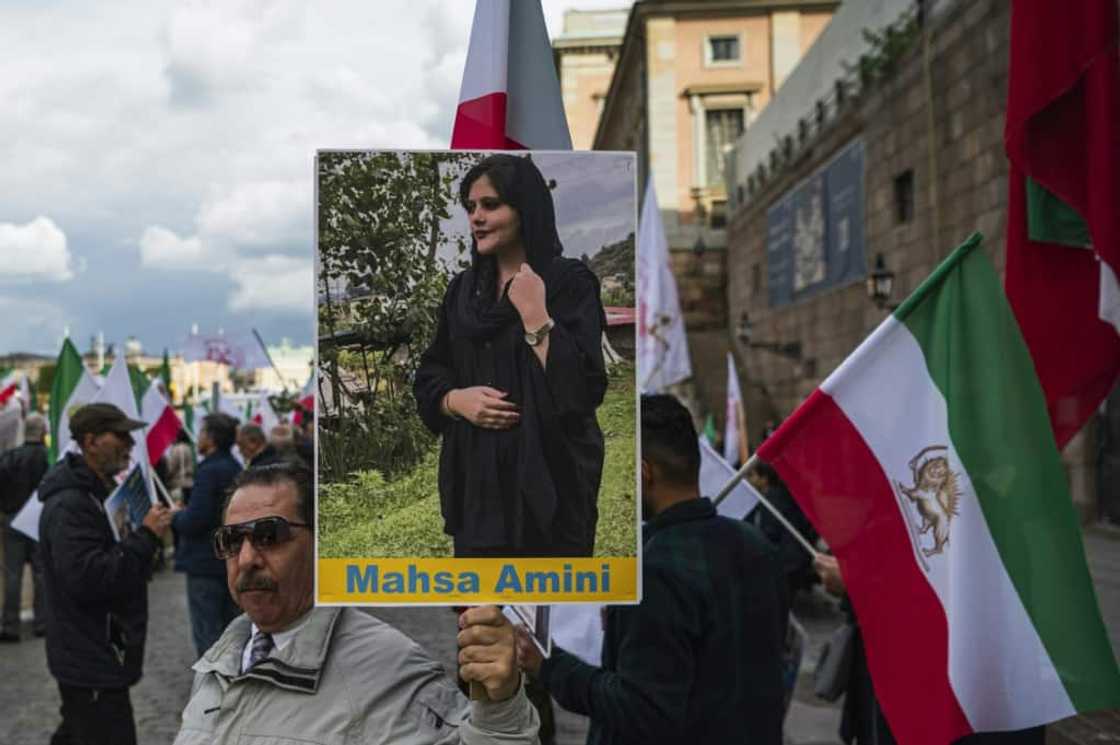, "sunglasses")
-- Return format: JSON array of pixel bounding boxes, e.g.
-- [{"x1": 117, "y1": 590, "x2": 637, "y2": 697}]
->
[{"x1": 212, "y1": 516, "x2": 310, "y2": 560}]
